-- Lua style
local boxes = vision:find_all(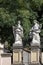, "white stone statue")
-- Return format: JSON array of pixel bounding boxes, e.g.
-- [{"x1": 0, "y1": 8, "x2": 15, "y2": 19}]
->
[
  {"x1": 30, "y1": 20, "x2": 42, "y2": 46},
  {"x1": 12, "y1": 20, "x2": 23, "y2": 45}
]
